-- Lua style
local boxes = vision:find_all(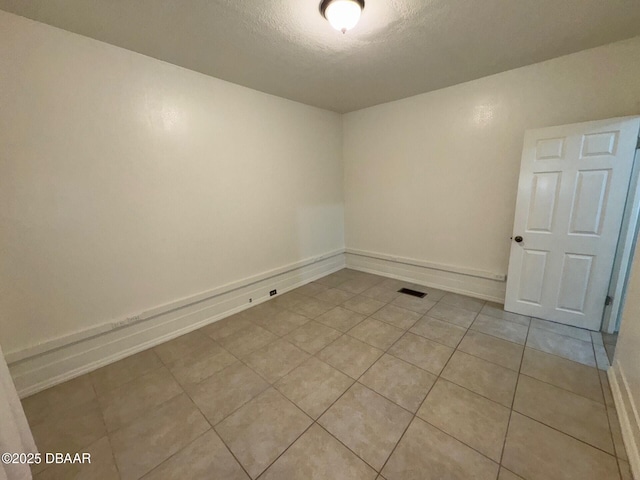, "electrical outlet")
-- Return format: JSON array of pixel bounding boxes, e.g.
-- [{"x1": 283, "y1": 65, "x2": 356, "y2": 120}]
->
[{"x1": 270, "y1": 289, "x2": 277, "y2": 296}]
